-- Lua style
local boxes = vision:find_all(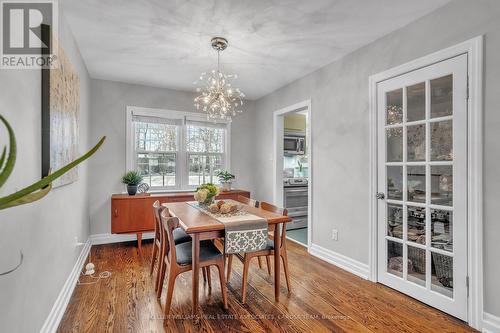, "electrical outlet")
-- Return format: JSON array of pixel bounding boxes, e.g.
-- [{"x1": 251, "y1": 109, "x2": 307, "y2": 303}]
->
[{"x1": 332, "y1": 229, "x2": 338, "y2": 241}]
